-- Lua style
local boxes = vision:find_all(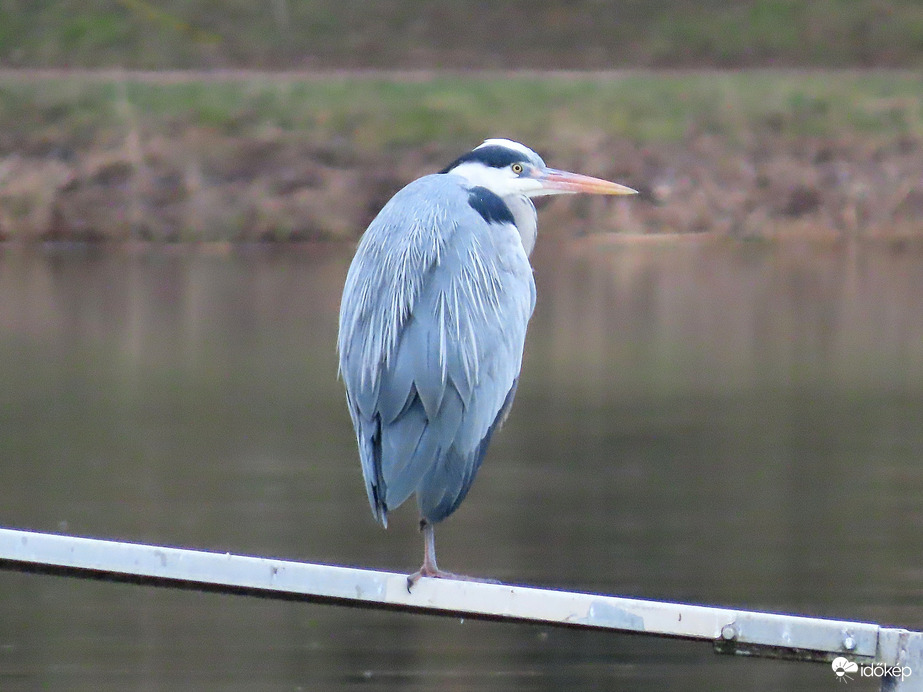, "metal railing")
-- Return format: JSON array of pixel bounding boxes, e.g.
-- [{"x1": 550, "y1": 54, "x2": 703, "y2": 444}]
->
[{"x1": 1, "y1": 527, "x2": 919, "y2": 690}]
